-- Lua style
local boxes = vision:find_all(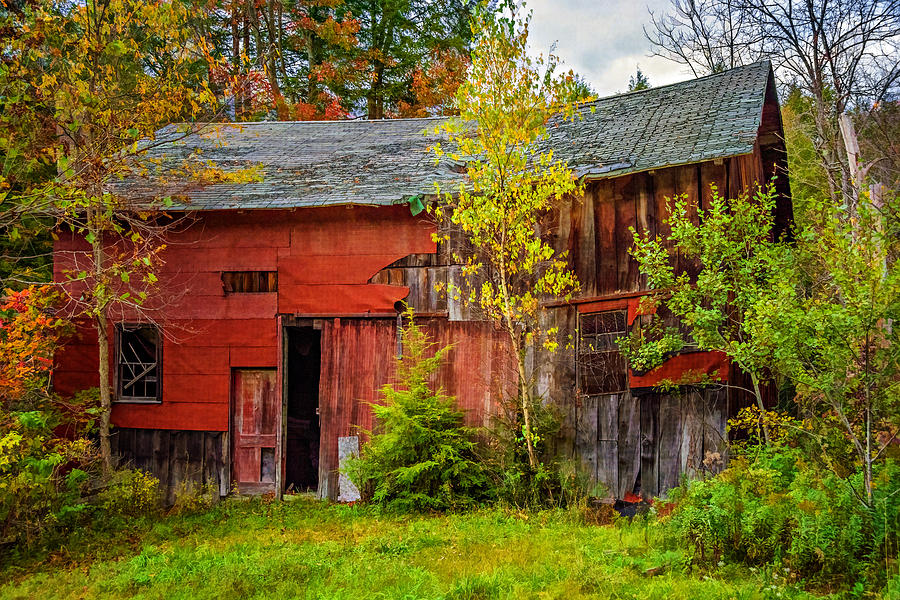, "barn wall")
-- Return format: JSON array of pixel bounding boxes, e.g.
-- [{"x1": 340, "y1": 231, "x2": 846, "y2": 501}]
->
[
  {"x1": 53, "y1": 205, "x2": 436, "y2": 432},
  {"x1": 53, "y1": 145, "x2": 788, "y2": 499},
  {"x1": 110, "y1": 428, "x2": 227, "y2": 504},
  {"x1": 315, "y1": 317, "x2": 516, "y2": 499},
  {"x1": 556, "y1": 154, "x2": 771, "y2": 300}
]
